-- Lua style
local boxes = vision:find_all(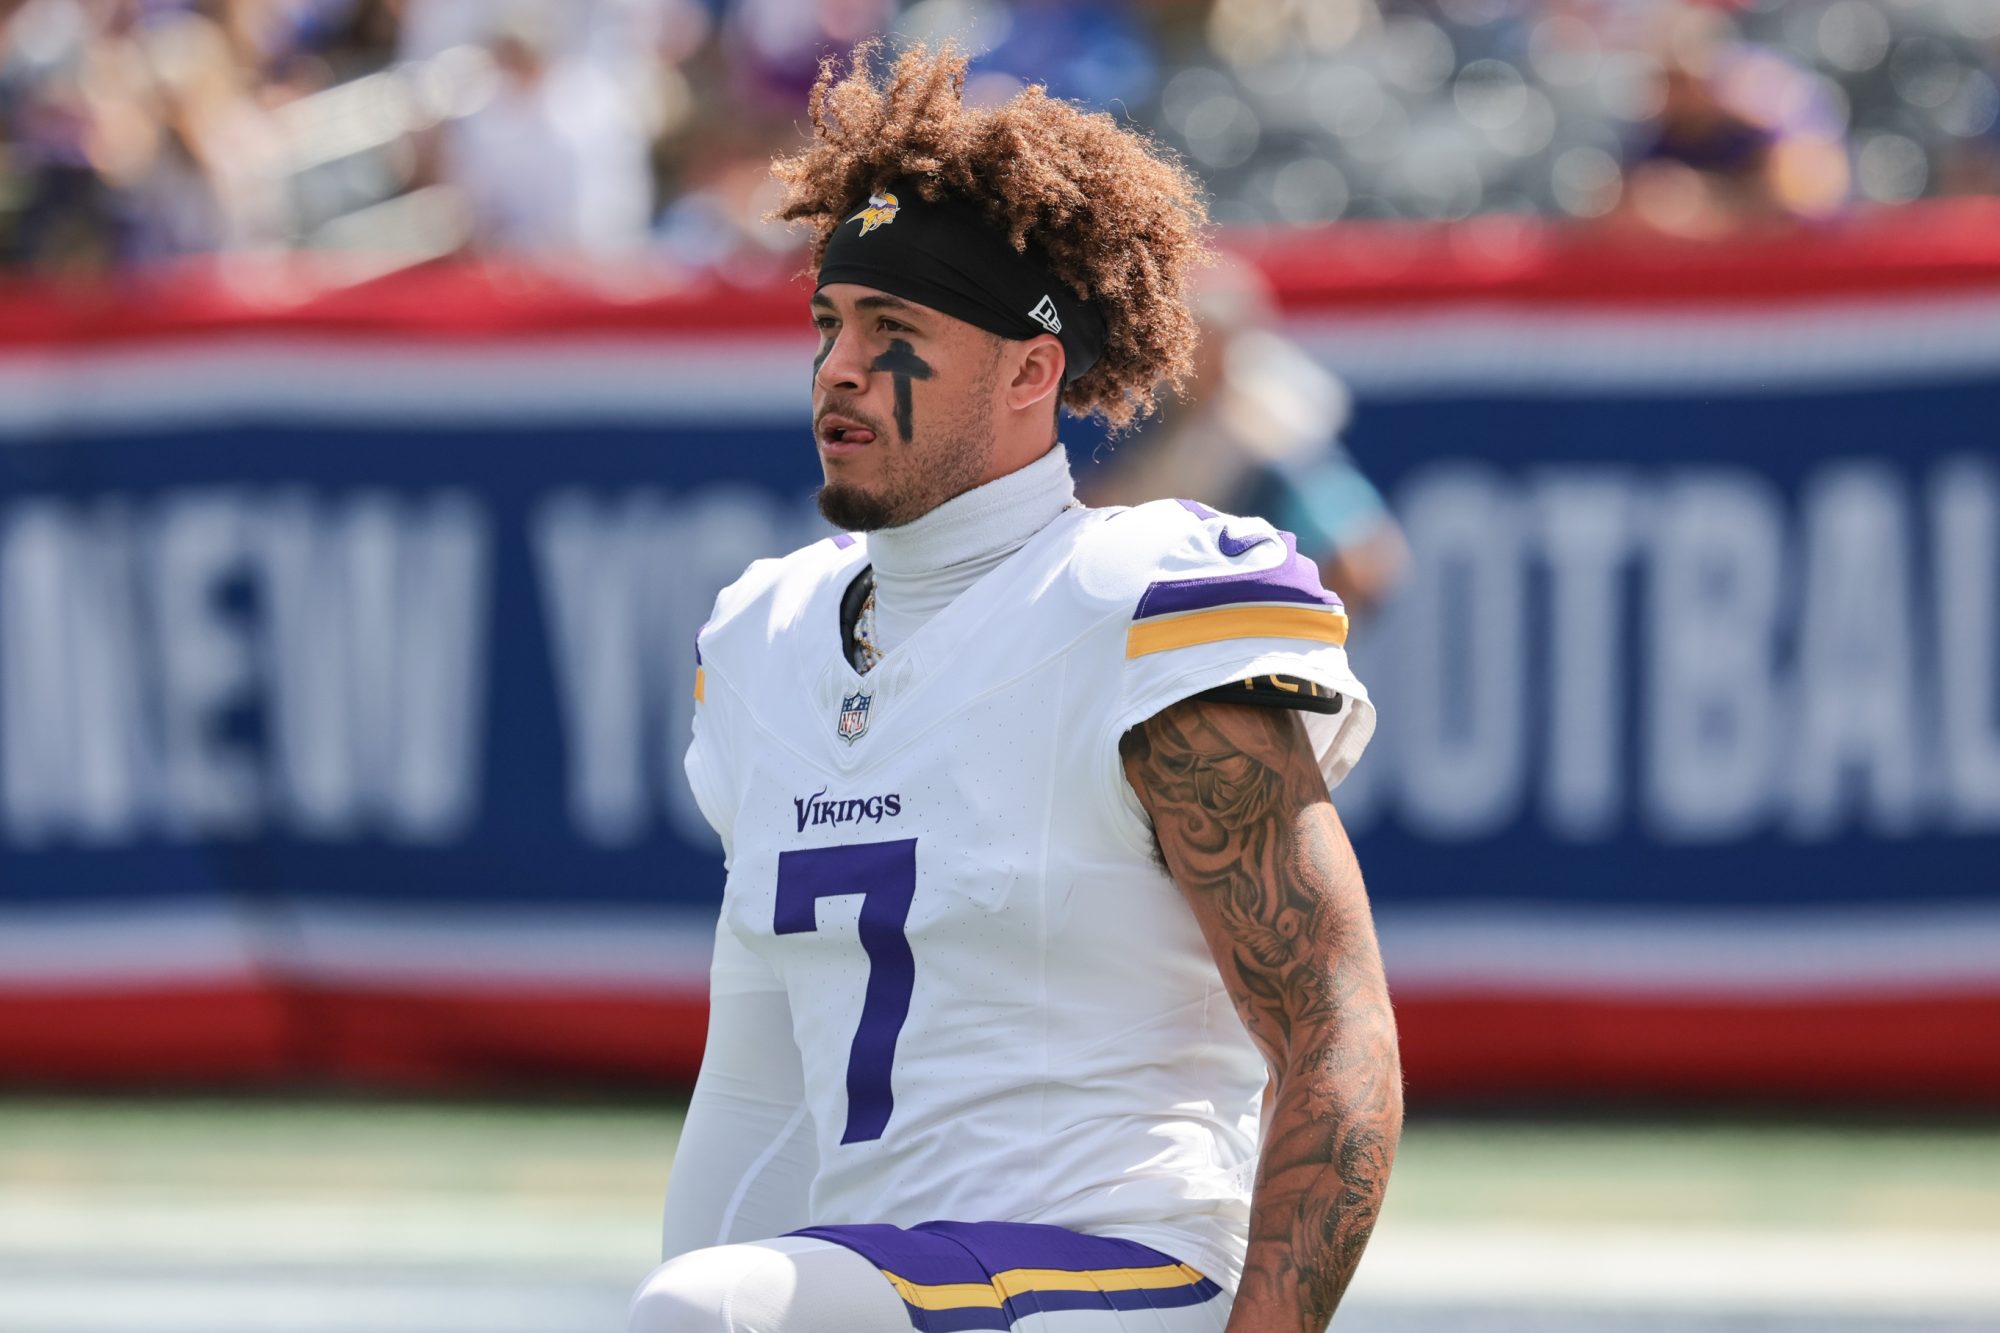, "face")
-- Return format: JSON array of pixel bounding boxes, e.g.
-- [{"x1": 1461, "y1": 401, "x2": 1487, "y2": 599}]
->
[{"x1": 810, "y1": 282, "x2": 1005, "y2": 531}]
